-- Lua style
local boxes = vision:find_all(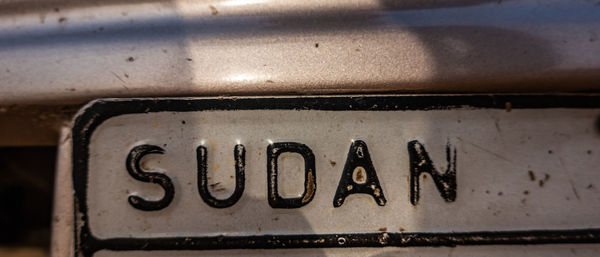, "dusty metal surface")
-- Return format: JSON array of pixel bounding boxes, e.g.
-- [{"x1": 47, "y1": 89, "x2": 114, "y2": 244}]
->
[
  {"x1": 50, "y1": 127, "x2": 74, "y2": 257},
  {"x1": 2, "y1": 0, "x2": 600, "y2": 146},
  {"x1": 1, "y1": 0, "x2": 600, "y2": 107}
]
